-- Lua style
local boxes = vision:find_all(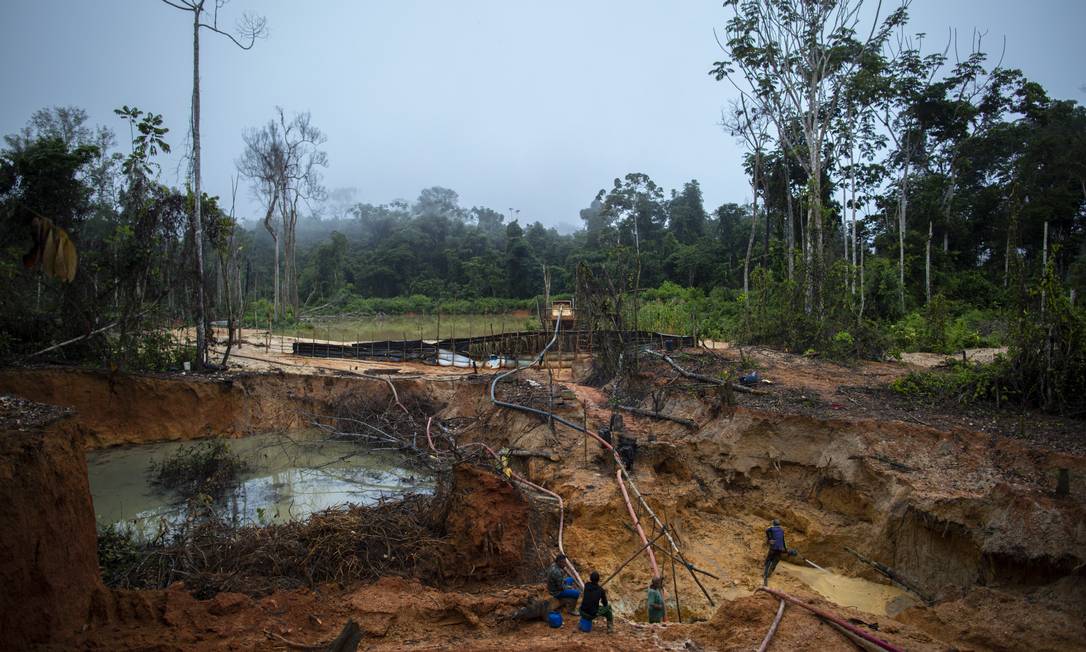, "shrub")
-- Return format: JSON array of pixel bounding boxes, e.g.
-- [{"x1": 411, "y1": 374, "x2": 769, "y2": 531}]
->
[
  {"x1": 828, "y1": 330, "x2": 855, "y2": 360},
  {"x1": 97, "y1": 524, "x2": 142, "y2": 586},
  {"x1": 149, "y1": 439, "x2": 248, "y2": 499},
  {"x1": 890, "y1": 359, "x2": 1005, "y2": 405}
]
